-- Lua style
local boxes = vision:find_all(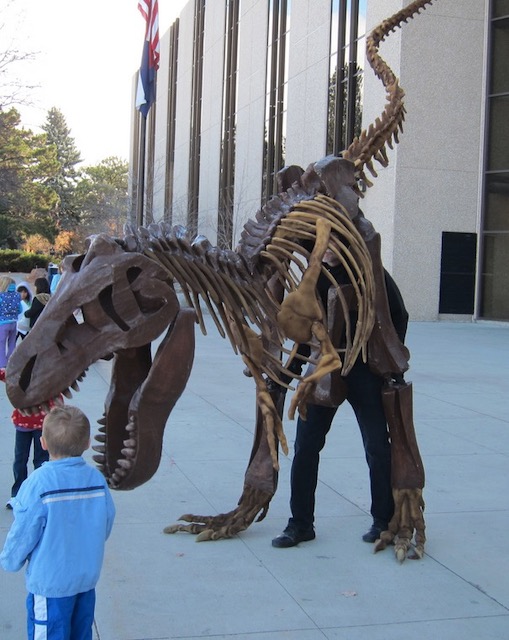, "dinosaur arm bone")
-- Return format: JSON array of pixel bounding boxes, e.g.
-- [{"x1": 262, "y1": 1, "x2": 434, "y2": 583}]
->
[{"x1": 276, "y1": 217, "x2": 331, "y2": 343}]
